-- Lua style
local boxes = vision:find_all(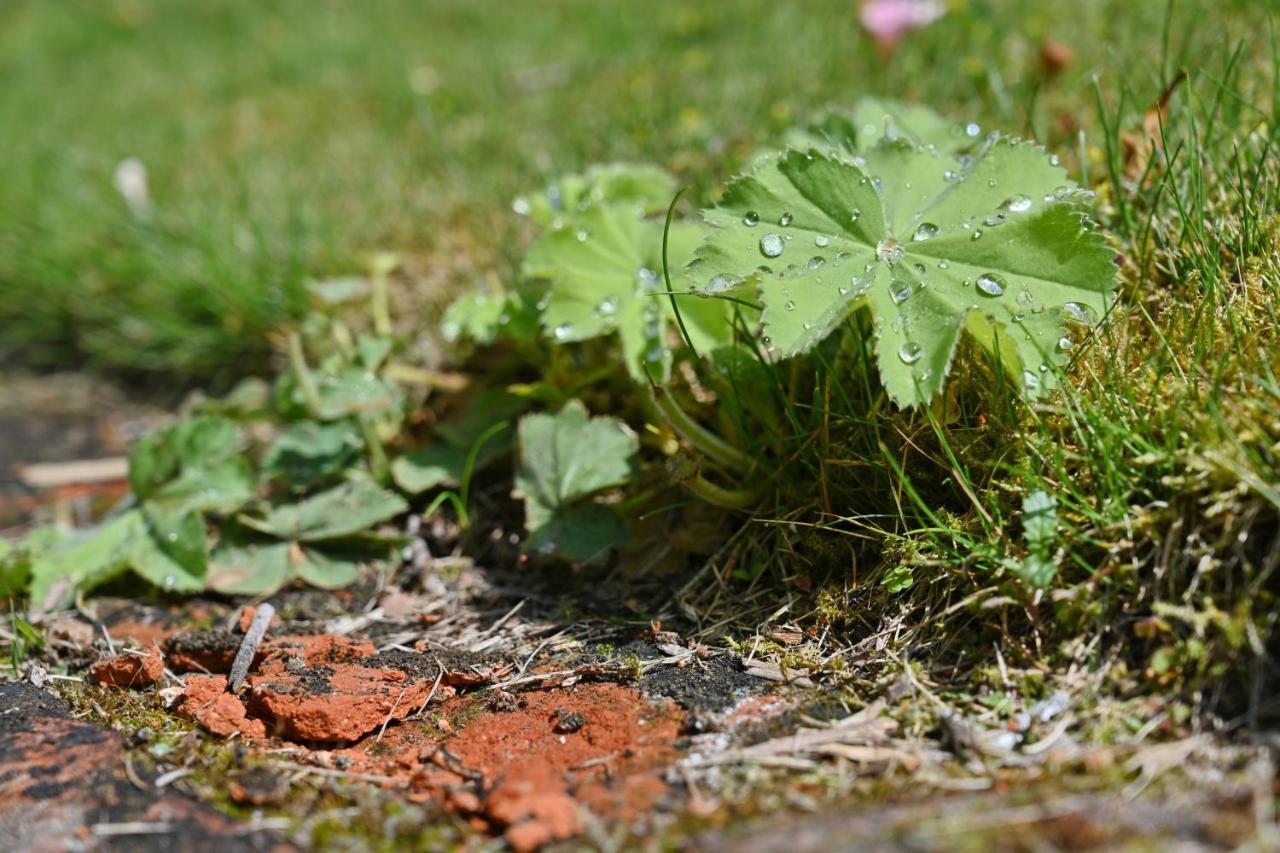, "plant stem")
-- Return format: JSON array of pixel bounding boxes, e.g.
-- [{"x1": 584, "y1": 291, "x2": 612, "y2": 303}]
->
[
  {"x1": 368, "y1": 252, "x2": 398, "y2": 338},
  {"x1": 652, "y1": 388, "x2": 755, "y2": 474},
  {"x1": 683, "y1": 473, "x2": 760, "y2": 511},
  {"x1": 287, "y1": 331, "x2": 324, "y2": 417}
]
